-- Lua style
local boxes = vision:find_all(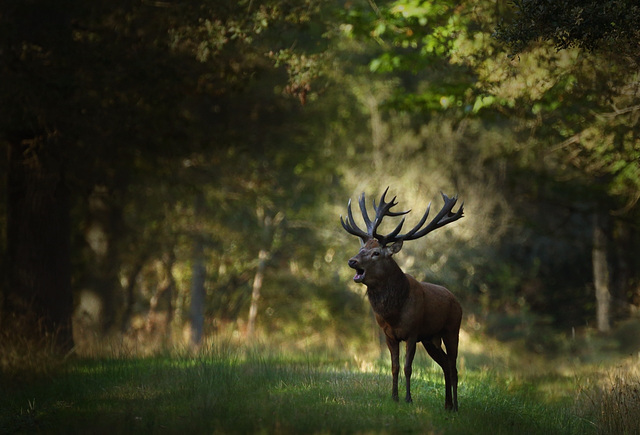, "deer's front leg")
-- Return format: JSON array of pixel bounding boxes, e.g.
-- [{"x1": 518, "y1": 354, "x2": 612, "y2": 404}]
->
[
  {"x1": 386, "y1": 336, "x2": 400, "y2": 401},
  {"x1": 404, "y1": 337, "x2": 417, "y2": 403}
]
